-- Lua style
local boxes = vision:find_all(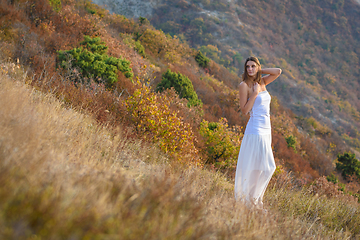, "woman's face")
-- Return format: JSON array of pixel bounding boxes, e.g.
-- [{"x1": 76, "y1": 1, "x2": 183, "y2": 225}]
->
[{"x1": 246, "y1": 60, "x2": 259, "y2": 77}]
